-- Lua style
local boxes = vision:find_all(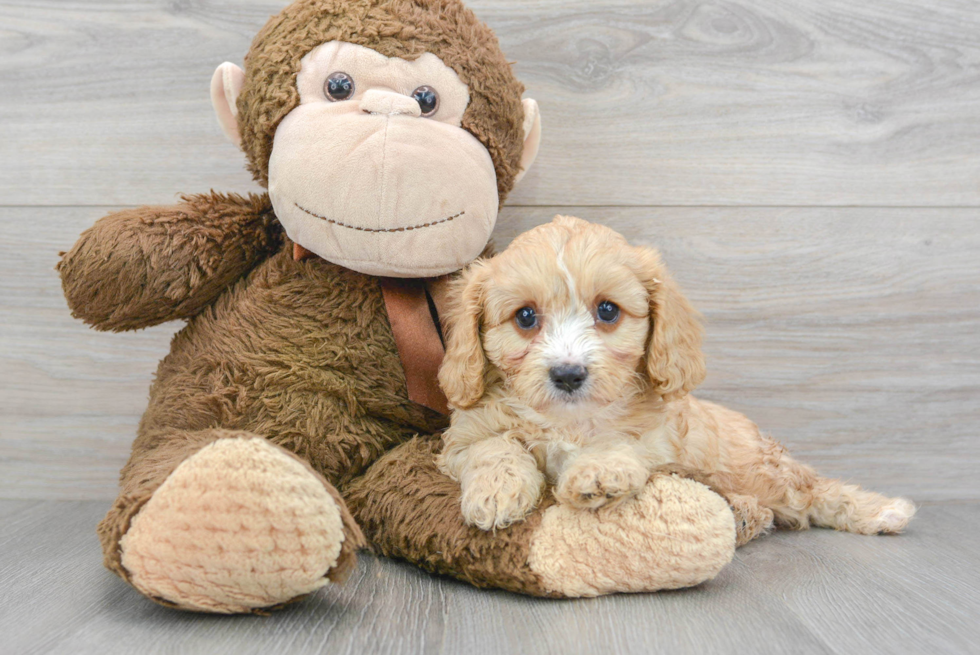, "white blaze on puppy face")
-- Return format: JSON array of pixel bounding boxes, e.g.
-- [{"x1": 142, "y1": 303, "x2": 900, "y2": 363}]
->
[
  {"x1": 267, "y1": 41, "x2": 498, "y2": 277},
  {"x1": 537, "y1": 300, "x2": 596, "y2": 374},
  {"x1": 480, "y1": 217, "x2": 652, "y2": 419}
]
